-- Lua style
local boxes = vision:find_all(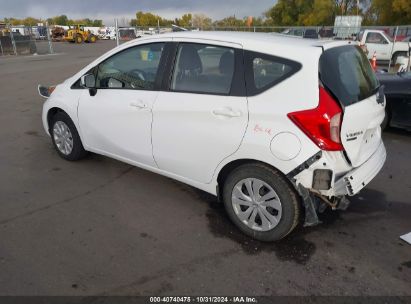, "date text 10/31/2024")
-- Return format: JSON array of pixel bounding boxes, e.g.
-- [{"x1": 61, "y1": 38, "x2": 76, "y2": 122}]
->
[{"x1": 149, "y1": 297, "x2": 258, "y2": 303}]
